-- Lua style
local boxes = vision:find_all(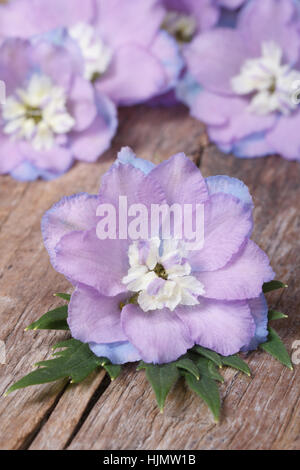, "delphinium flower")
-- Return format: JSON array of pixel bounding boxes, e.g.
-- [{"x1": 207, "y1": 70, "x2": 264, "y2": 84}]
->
[
  {"x1": 0, "y1": 38, "x2": 117, "y2": 180},
  {"x1": 42, "y1": 147, "x2": 274, "y2": 364},
  {"x1": 1, "y1": 0, "x2": 183, "y2": 106},
  {"x1": 180, "y1": 0, "x2": 300, "y2": 160},
  {"x1": 161, "y1": 0, "x2": 247, "y2": 43}
]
